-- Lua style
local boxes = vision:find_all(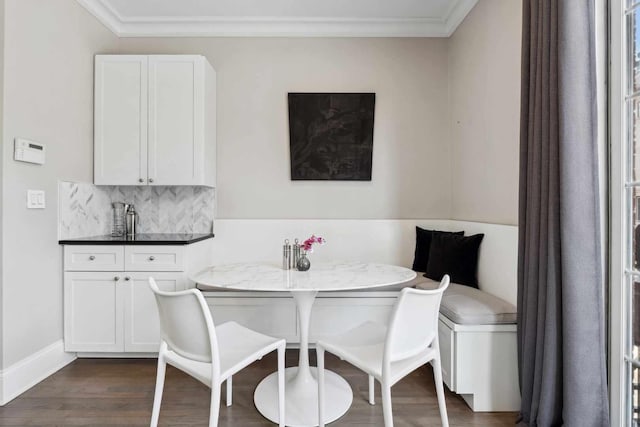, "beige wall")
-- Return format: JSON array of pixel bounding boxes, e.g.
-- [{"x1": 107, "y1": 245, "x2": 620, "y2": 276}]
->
[
  {"x1": 0, "y1": 0, "x2": 523, "y2": 368},
  {"x1": 114, "y1": 37, "x2": 452, "y2": 219},
  {"x1": 2, "y1": 0, "x2": 118, "y2": 366},
  {"x1": 448, "y1": 0, "x2": 522, "y2": 225}
]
